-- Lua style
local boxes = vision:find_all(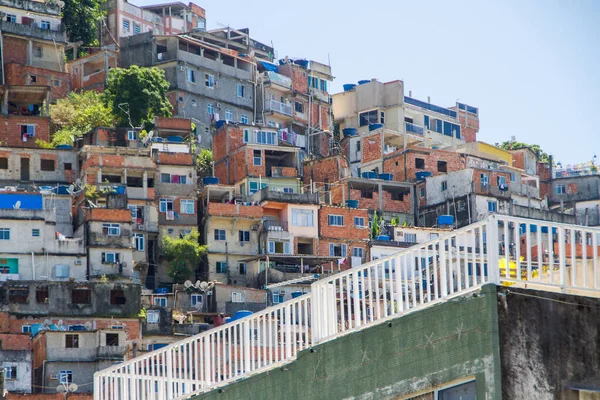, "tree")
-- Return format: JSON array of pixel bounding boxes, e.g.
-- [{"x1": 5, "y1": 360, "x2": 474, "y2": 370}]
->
[
  {"x1": 104, "y1": 66, "x2": 172, "y2": 128},
  {"x1": 161, "y1": 229, "x2": 206, "y2": 283},
  {"x1": 62, "y1": 0, "x2": 105, "y2": 58},
  {"x1": 197, "y1": 149, "x2": 213, "y2": 180},
  {"x1": 37, "y1": 91, "x2": 114, "y2": 148},
  {"x1": 496, "y1": 140, "x2": 551, "y2": 164}
]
